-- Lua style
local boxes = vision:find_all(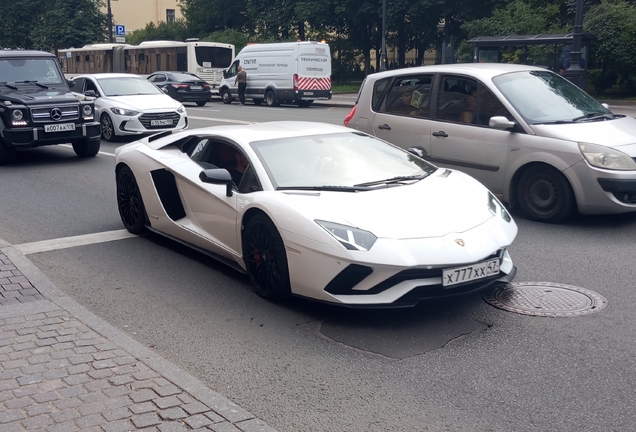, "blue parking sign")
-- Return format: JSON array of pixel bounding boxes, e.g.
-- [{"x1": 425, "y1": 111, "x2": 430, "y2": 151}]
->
[{"x1": 115, "y1": 25, "x2": 126, "y2": 36}]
